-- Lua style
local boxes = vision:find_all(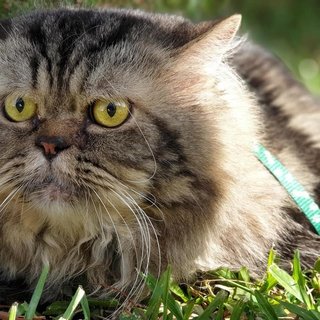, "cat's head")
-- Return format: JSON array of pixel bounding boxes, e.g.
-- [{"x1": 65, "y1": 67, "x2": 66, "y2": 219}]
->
[{"x1": 0, "y1": 9, "x2": 250, "y2": 227}]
